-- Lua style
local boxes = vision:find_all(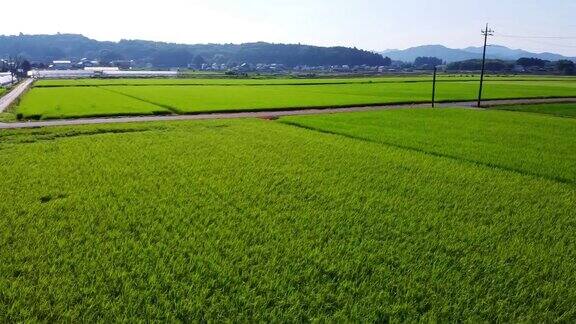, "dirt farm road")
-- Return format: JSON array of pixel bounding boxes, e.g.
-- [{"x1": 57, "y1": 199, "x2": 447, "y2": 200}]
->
[
  {"x1": 1, "y1": 97, "x2": 576, "y2": 130},
  {"x1": 0, "y1": 78, "x2": 34, "y2": 113}
]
